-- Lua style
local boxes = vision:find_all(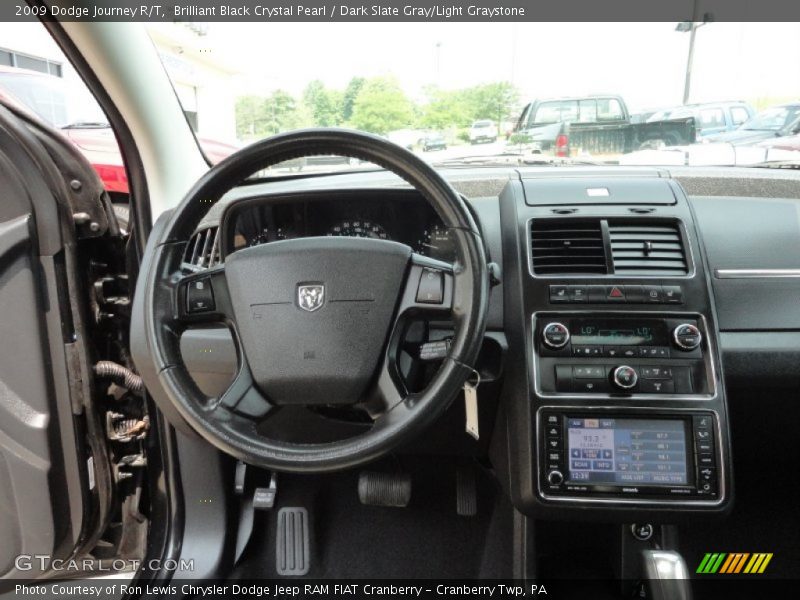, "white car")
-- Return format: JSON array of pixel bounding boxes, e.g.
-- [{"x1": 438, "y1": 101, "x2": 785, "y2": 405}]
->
[{"x1": 469, "y1": 119, "x2": 498, "y2": 144}]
